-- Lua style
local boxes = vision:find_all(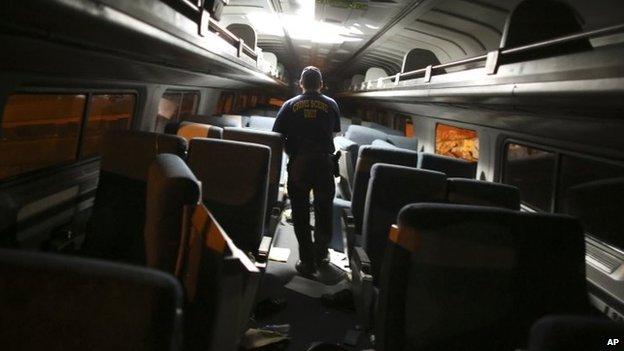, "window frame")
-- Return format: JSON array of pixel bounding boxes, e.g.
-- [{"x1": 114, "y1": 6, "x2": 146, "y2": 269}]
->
[
  {"x1": 159, "y1": 89, "x2": 200, "y2": 122},
  {"x1": 500, "y1": 138, "x2": 624, "y2": 213},
  {"x1": 0, "y1": 88, "x2": 139, "y2": 185}
]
